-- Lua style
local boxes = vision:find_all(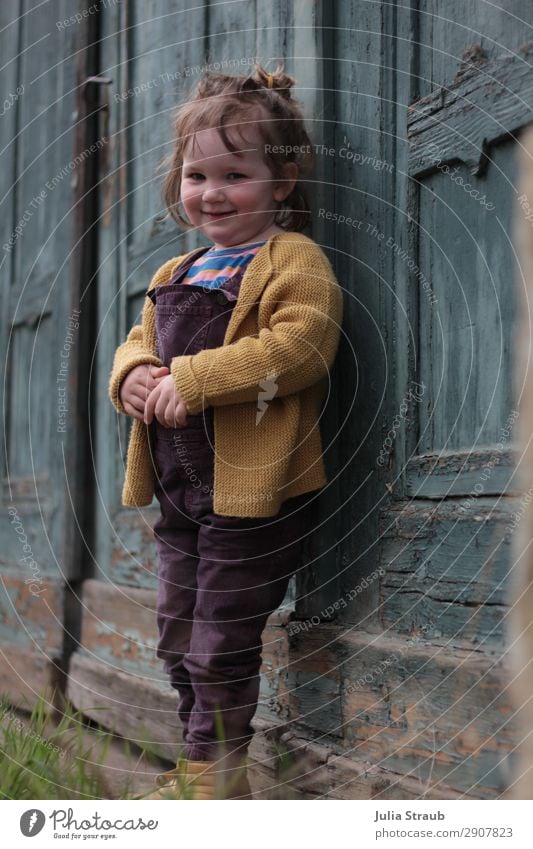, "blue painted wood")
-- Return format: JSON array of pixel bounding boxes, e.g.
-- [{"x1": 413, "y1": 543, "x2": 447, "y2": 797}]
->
[{"x1": 0, "y1": 1, "x2": 90, "y2": 706}]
